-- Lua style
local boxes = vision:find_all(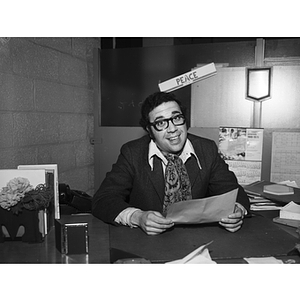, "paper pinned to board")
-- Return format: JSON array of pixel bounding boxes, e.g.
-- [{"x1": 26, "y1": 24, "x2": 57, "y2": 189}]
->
[{"x1": 166, "y1": 188, "x2": 238, "y2": 224}]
